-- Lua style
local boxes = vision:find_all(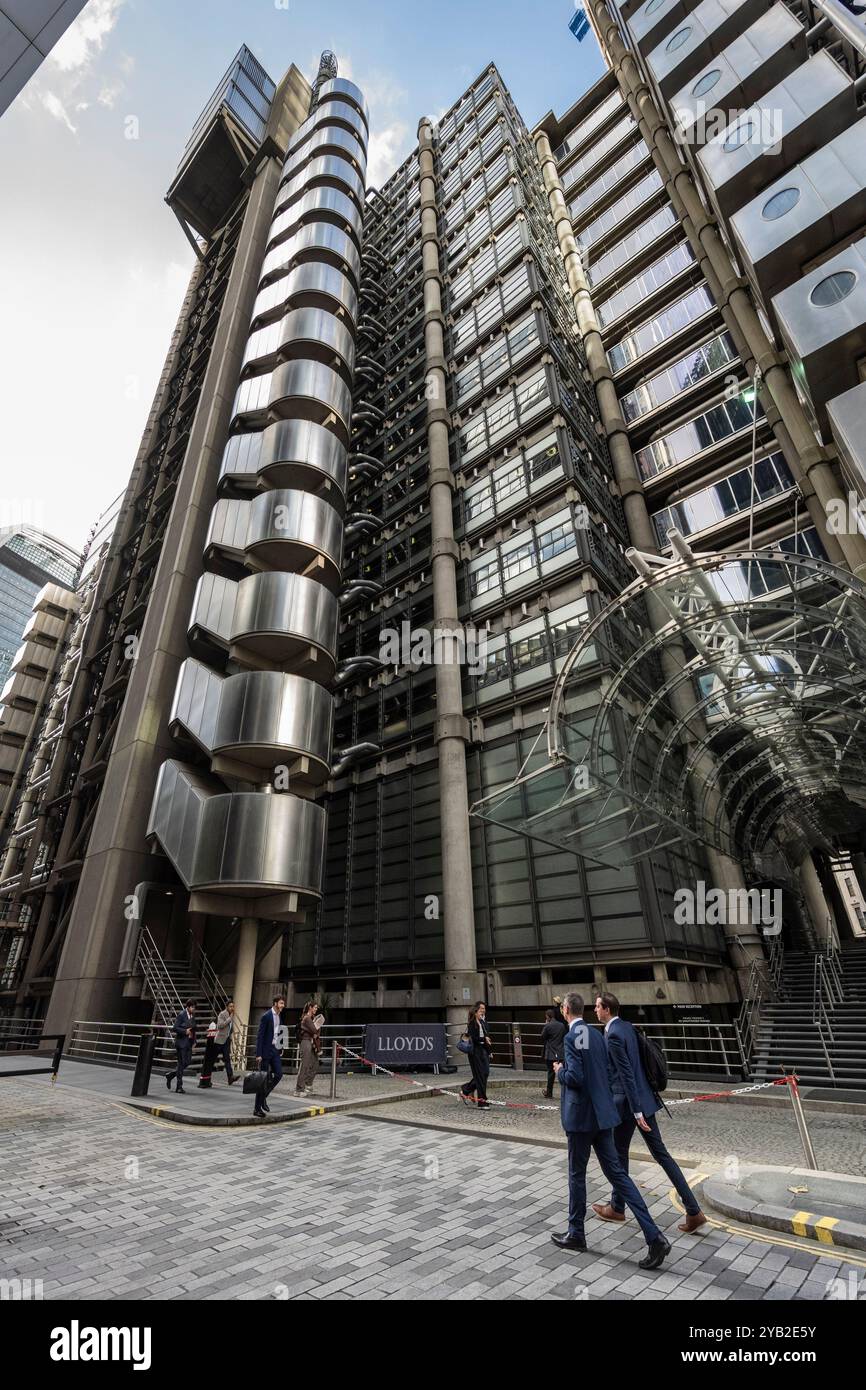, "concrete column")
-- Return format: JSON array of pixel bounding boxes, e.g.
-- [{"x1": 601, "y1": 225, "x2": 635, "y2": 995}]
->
[
  {"x1": 232, "y1": 917, "x2": 259, "y2": 1046},
  {"x1": 417, "y1": 117, "x2": 483, "y2": 1036},
  {"x1": 799, "y1": 853, "x2": 839, "y2": 951},
  {"x1": 585, "y1": 0, "x2": 866, "y2": 580},
  {"x1": 535, "y1": 129, "x2": 763, "y2": 983}
]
